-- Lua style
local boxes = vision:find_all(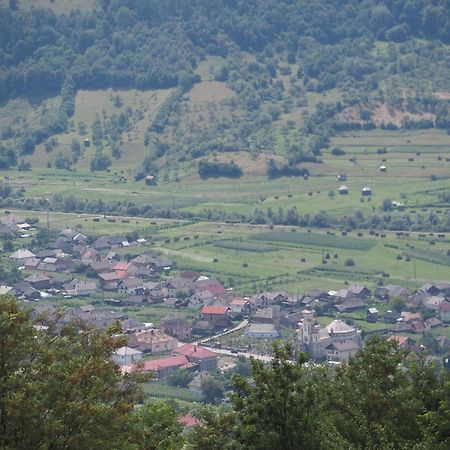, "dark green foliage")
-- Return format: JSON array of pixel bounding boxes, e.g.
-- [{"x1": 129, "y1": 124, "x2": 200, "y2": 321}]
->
[
  {"x1": 167, "y1": 369, "x2": 194, "y2": 388},
  {"x1": 0, "y1": 295, "x2": 145, "y2": 450},
  {"x1": 201, "y1": 376, "x2": 225, "y2": 404},
  {"x1": 188, "y1": 339, "x2": 450, "y2": 450},
  {"x1": 0, "y1": 144, "x2": 17, "y2": 169},
  {"x1": 267, "y1": 159, "x2": 309, "y2": 179},
  {"x1": 198, "y1": 160, "x2": 243, "y2": 179},
  {"x1": 90, "y1": 152, "x2": 112, "y2": 171},
  {"x1": 230, "y1": 344, "x2": 343, "y2": 450}
]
